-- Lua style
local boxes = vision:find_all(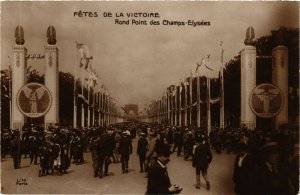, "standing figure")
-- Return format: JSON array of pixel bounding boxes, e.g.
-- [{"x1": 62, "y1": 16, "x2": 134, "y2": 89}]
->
[
  {"x1": 252, "y1": 142, "x2": 291, "y2": 194},
  {"x1": 29, "y1": 89, "x2": 38, "y2": 113},
  {"x1": 38, "y1": 139, "x2": 49, "y2": 177},
  {"x1": 98, "y1": 133, "x2": 108, "y2": 178},
  {"x1": 183, "y1": 131, "x2": 194, "y2": 160},
  {"x1": 146, "y1": 143, "x2": 182, "y2": 195},
  {"x1": 10, "y1": 130, "x2": 22, "y2": 169},
  {"x1": 52, "y1": 137, "x2": 62, "y2": 175},
  {"x1": 28, "y1": 130, "x2": 39, "y2": 165},
  {"x1": 192, "y1": 135, "x2": 212, "y2": 190},
  {"x1": 173, "y1": 129, "x2": 183, "y2": 156},
  {"x1": 60, "y1": 143, "x2": 70, "y2": 174},
  {"x1": 89, "y1": 135, "x2": 100, "y2": 177},
  {"x1": 232, "y1": 143, "x2": 254, "y2": 195},
  {"x1": 104, "y1": 131, "x2": 115, "y2": 176},
  {"x1": 113, "y1": 130, "x2": 122, "y2": 163},
  {"x1": 119, "y1": 131, "x2": 132, "y2": 173},
  {"x1": 137, "y1": 133, "x2": 148, "y2": 173},
  {"x1": 145, "y1": 130, "x2": 156, "y2": 172}
]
